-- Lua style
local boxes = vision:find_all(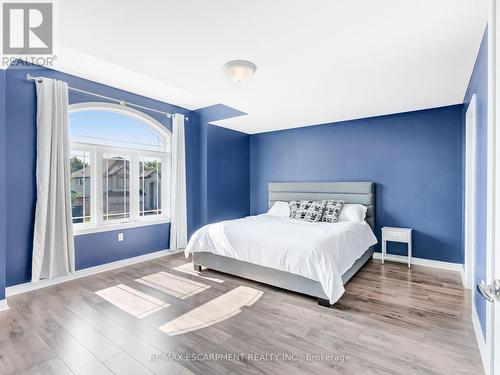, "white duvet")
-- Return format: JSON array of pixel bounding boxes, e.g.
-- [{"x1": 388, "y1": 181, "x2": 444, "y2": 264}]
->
[{"x1": 185, "y1": 214, "x2": 378, "y2": 303}]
